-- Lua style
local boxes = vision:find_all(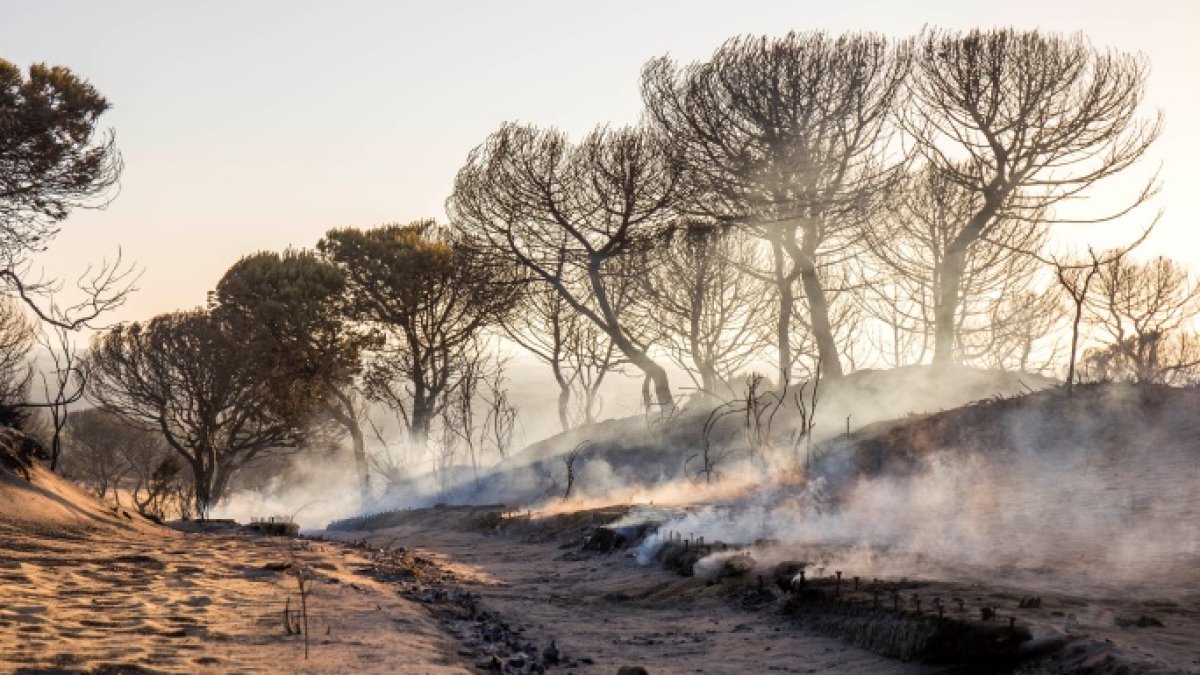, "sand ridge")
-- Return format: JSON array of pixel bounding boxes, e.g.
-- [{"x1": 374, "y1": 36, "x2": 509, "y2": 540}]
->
[
  {"x1": 0, "y1": 521, "x2": 472, "y2": 673},
  {"x1": 0, "y1": 457, "x2": 471, "y2": 674}
]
